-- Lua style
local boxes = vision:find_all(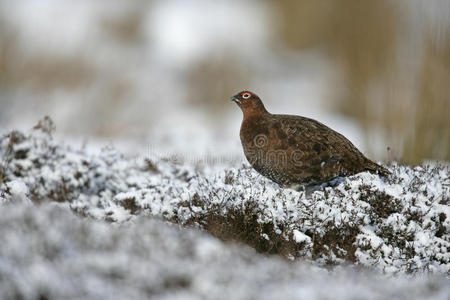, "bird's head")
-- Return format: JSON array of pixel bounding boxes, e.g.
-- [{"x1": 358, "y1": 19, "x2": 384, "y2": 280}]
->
[{"x1": 230, "y1": 91, "x2": 267, "y2": 115}]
